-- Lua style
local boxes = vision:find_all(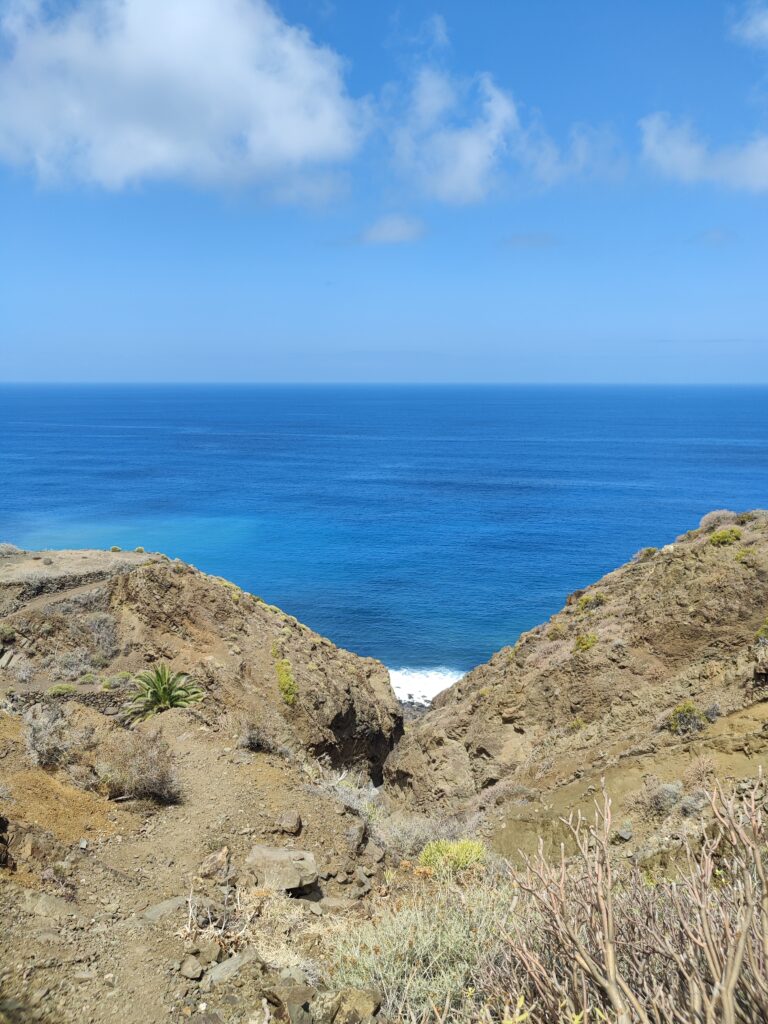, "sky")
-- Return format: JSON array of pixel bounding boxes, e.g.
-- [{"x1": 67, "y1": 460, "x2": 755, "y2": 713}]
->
[{"x1": 2, "y1": 0, "x2": 768, "y2": 383}]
